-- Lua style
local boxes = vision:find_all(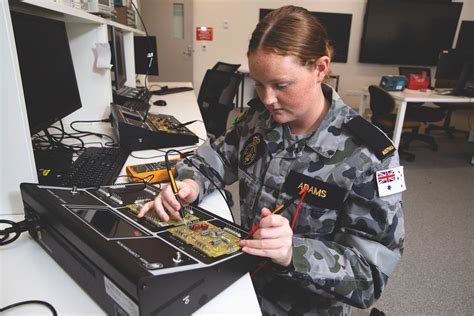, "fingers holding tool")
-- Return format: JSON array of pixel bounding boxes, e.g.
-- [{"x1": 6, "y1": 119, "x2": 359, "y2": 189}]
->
[
  {"x1": 239, "y1": 207, "x2": 294, "y2": 267},
  {"x1": 137, "y1": 179, "x2": 200, "y2": 222}
]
